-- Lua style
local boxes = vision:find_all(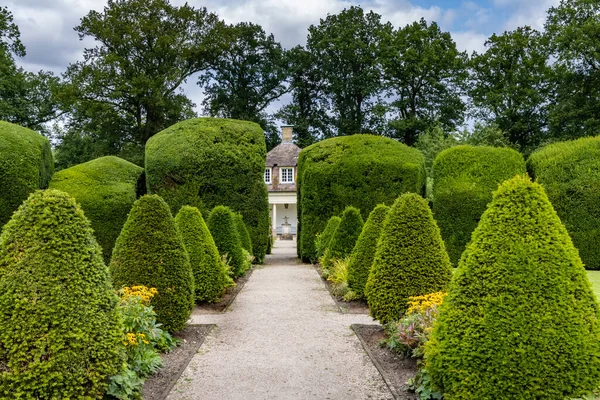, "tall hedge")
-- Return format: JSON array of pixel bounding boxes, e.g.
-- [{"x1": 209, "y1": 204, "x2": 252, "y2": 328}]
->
[
  {"x1": 175, "y1": 206, "x2": 233, "y2": 303},
  {"x1": 208, "y1": 205, "x2": 247, "y2": 278},
  {"x1": 527, "y1": 136, "x2": 600, "y2": 269},
  {"x1": 234, "y1": 212, "x2": 253, "y2": 255},
  {"x1": 433, "y1": 145, "x2": 526, "y2": 264},
  {"x1": 0, "y1": 121, "x2": 53, "y2": 227},
  {"x1": 145, "y1": 118, "x2": 269, "y2": 263},
  {"x1": 365, "y1": 193, "x2": 452, "y2": 324},
  {"x1": 298, "y1": 134, "x2": 425, "y2": 262},
  {"x1": 49, "y1": 156, "x2": 144, "y2": 263},
  {"x1": 347, "y1": 204, "x2": 389, "y2": 298},
  {"x1": 110, "y1": 195, "x2": 194, "y2": 332},
  {"x1": 322, "y1": 206, "x2": 364, "y2": 267},
  {"x1": 316, "y1": 215, "x2": 341, "y2": 260},
  {"x1": 0, "y1": 190, "x2": 122, "y2": 397},
  {"x1": 425, "y1": 176, "x2": 600, "y2": 400}
]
